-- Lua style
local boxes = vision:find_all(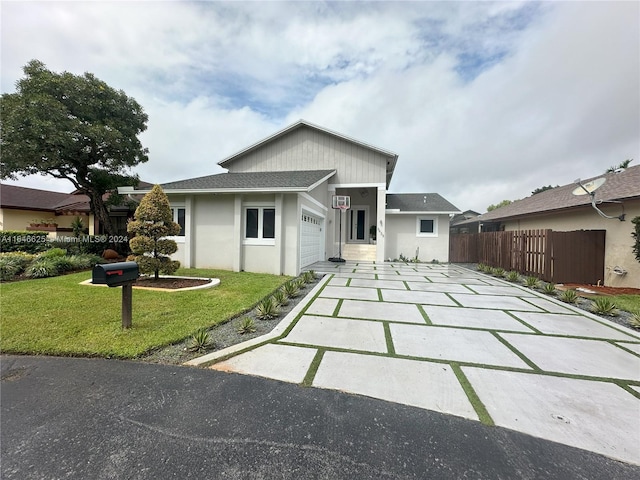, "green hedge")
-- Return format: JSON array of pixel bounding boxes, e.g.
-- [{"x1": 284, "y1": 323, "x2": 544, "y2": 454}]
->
[
  {"x1": 0, "y1": 231, "x2": 50, "y2": 253},
  {"x1": 48, "y1": 235, "x2": 112, "y2": 256}
]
